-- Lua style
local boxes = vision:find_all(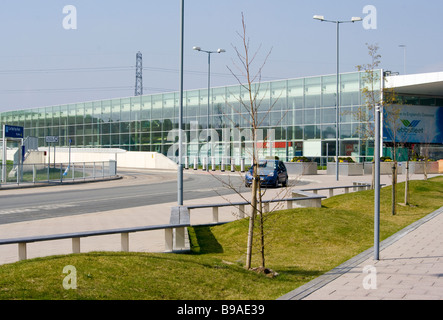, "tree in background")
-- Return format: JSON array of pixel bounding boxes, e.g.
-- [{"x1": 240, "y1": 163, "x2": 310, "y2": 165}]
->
[
  {"x1": 357, "y1": 43, "x2": 403, "y2": 215},
  {"x1": 355, "y1": 43, "x2": 383, "y2": 189}
]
